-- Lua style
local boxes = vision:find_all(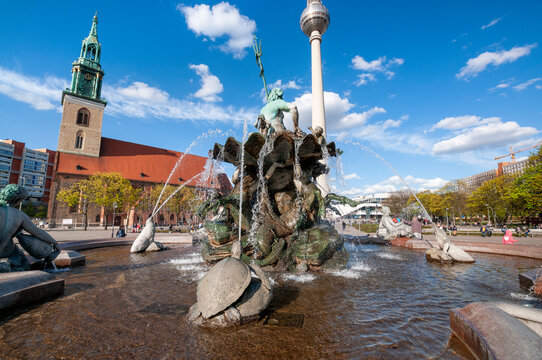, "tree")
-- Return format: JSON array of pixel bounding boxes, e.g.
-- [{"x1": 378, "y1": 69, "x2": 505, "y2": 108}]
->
[
  {"x1": 384, "y1": 189, "x2": 411, "y2": 215},
  {"x1": 57, "y1": 181, "x2": 91, "y2": 230},
  {"x1": 508, "y1": 146, "x2": 542, "y2": 217},
  {"x1": 138, "y1": 184, "x2": 200, "y2": 224},
  {"x1": 467, "y1": 175, "x2": 515, "y2": 224},
  {"x1": 57, "y1": 173, "x2": 140, "y2": 230},
  {"x1": 87, "y1": 173, "x2": 141, "y2": 229}
]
